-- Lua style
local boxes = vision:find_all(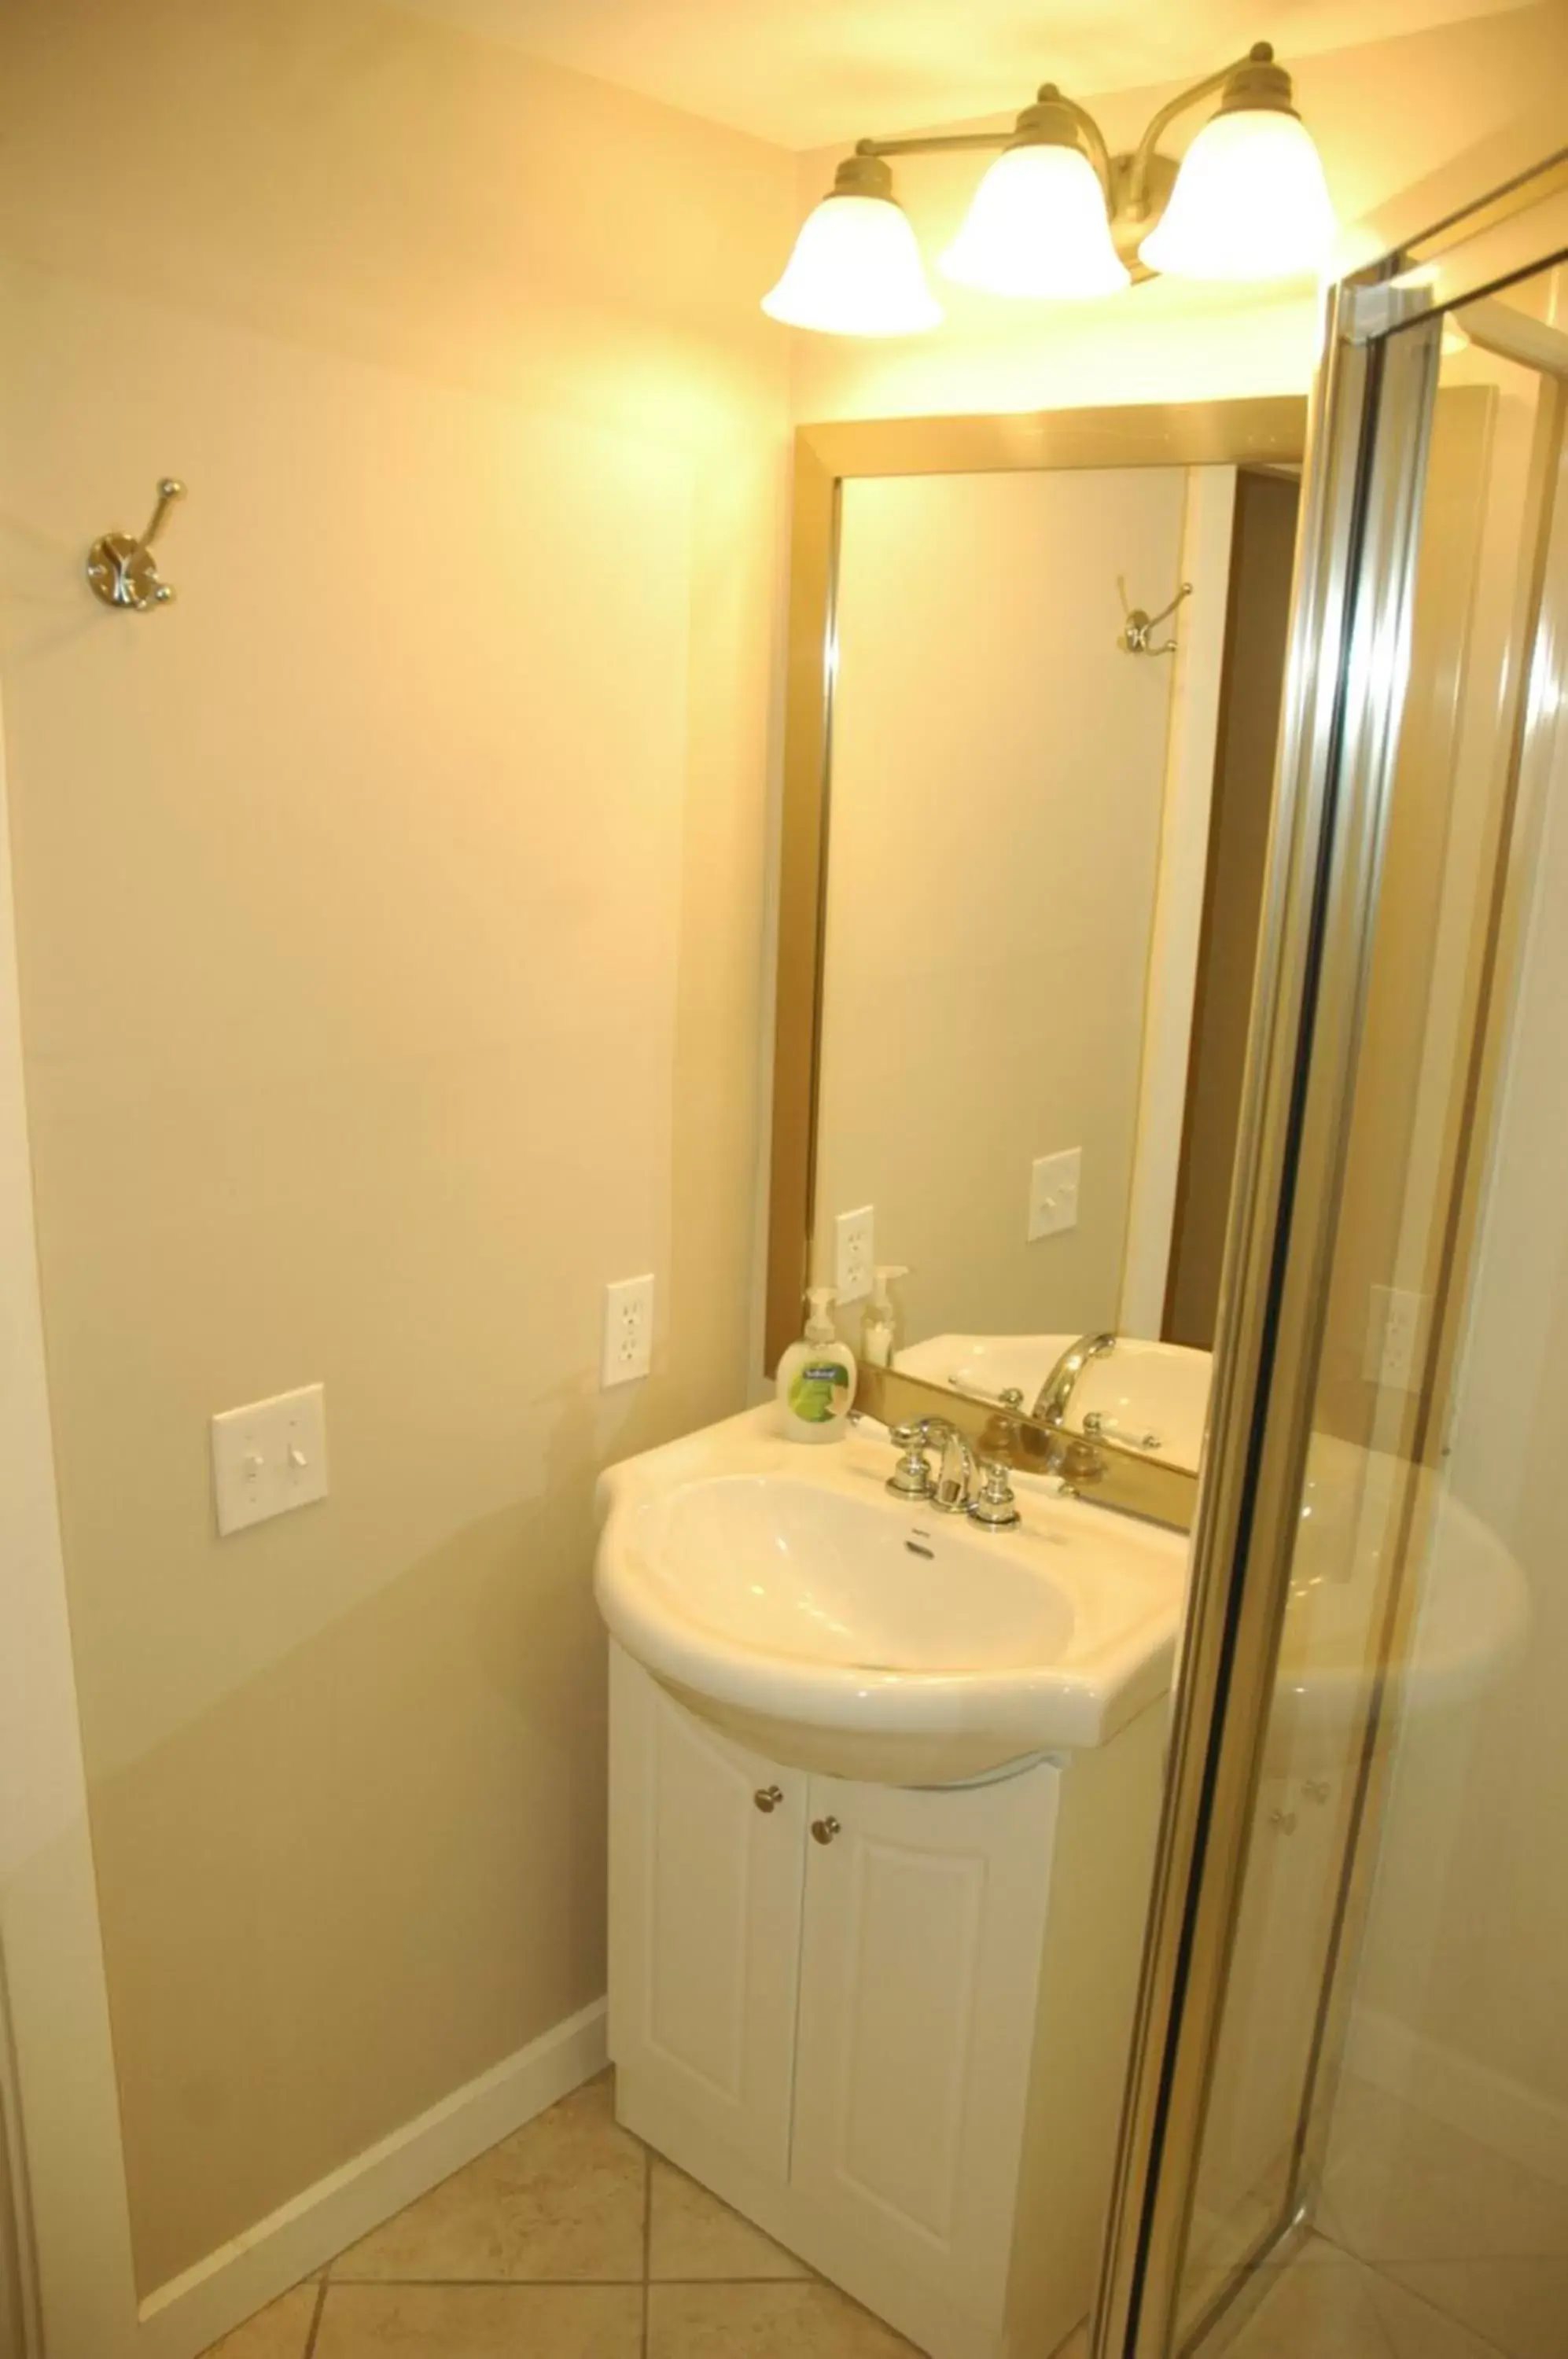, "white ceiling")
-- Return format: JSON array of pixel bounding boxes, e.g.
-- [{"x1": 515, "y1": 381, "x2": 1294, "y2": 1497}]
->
[{"x1": 396, "y1": 0, "x2": 1525, "y2": 148}]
